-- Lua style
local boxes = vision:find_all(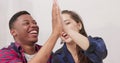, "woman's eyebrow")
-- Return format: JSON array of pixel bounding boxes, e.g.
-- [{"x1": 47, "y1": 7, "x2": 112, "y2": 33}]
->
[{"x1": 64, "y1": 19, "x2": 70, "y2": 22}]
